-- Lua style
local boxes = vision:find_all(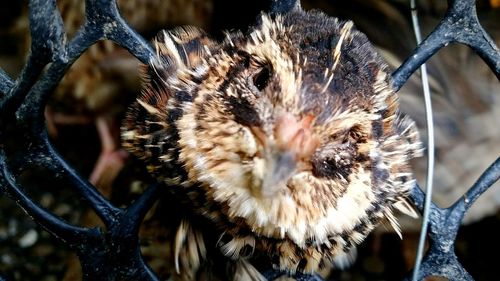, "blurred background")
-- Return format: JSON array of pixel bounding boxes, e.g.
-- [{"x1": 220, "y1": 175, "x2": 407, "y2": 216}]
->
[{"x1": 0, "y1": 0, "x2": 499, "y2": 280}]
